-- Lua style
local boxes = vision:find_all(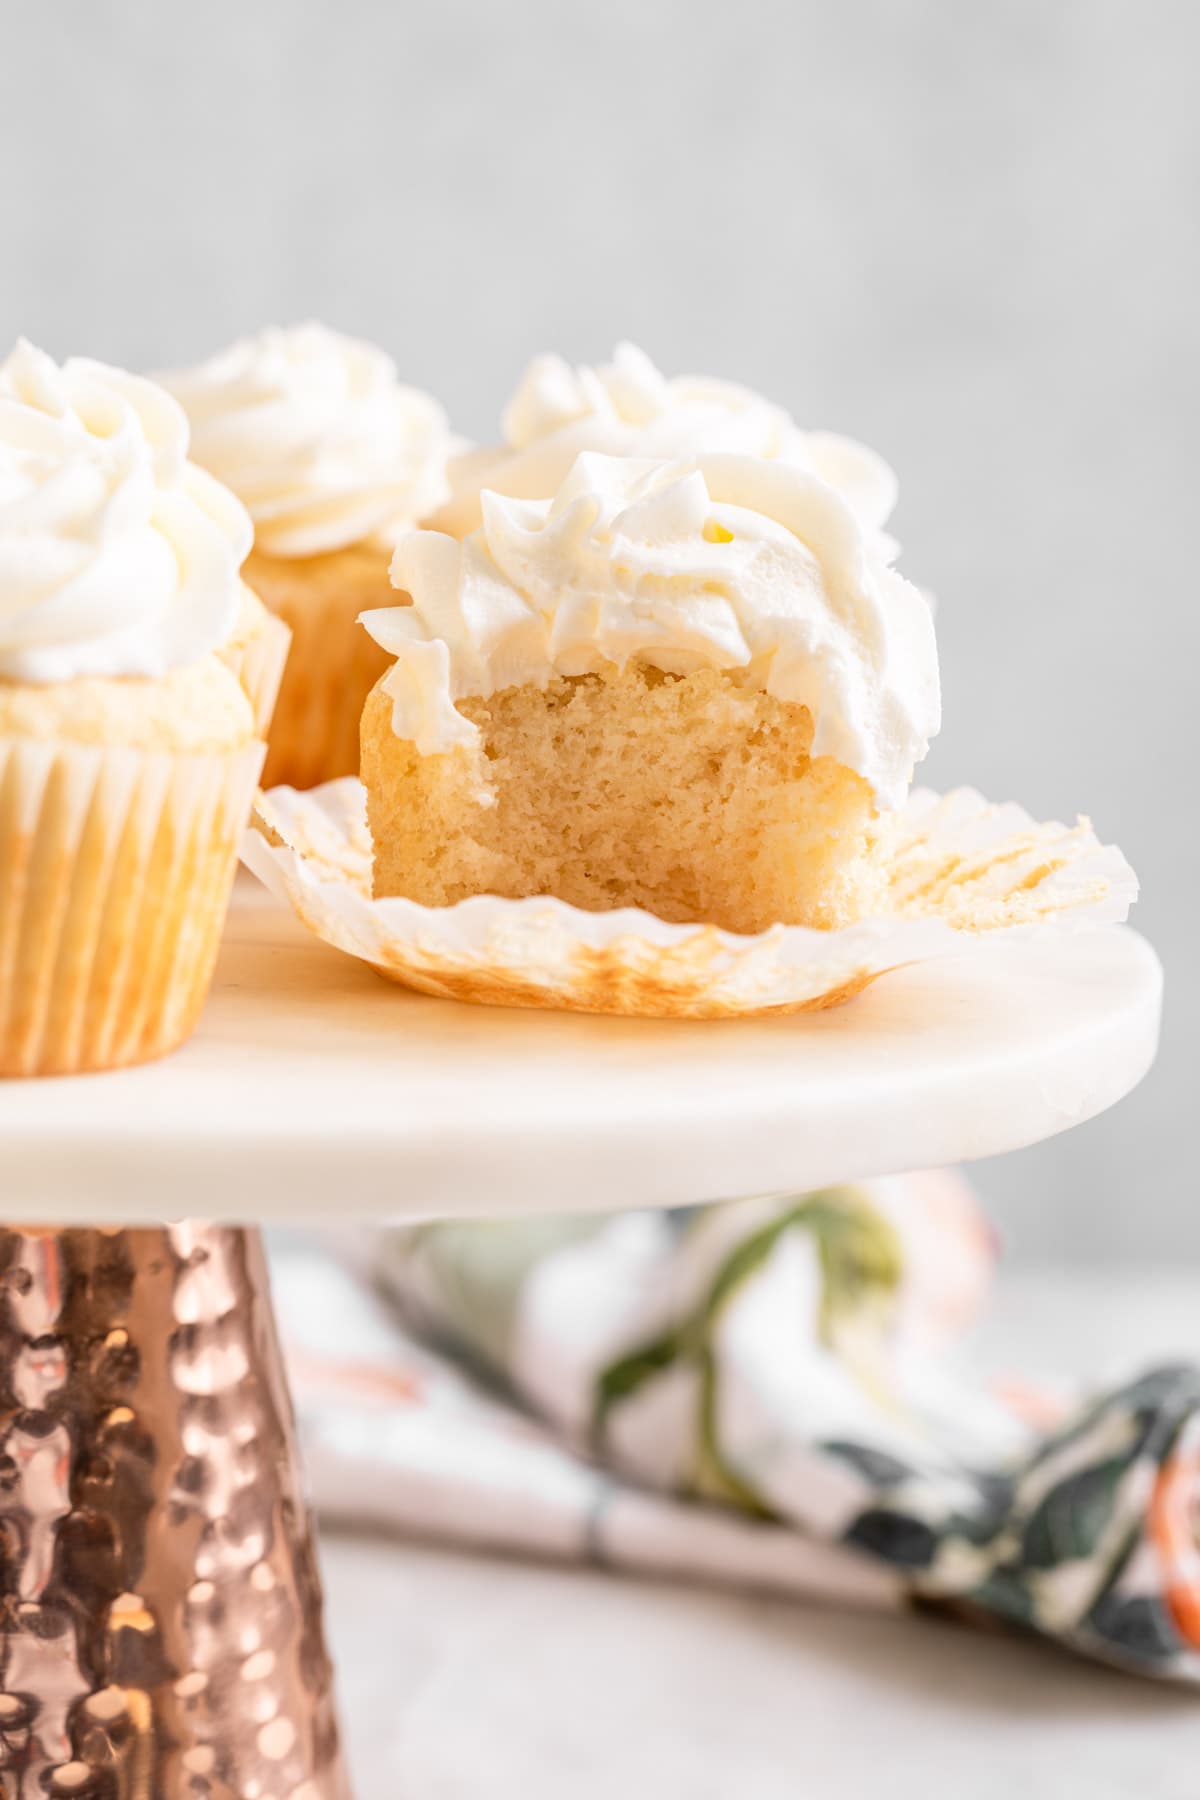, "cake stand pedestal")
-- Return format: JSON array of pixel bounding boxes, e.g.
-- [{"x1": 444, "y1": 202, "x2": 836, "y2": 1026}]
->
[{"x1": 0, "y1": 881, "x2": 1162, "y2": 1797}]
